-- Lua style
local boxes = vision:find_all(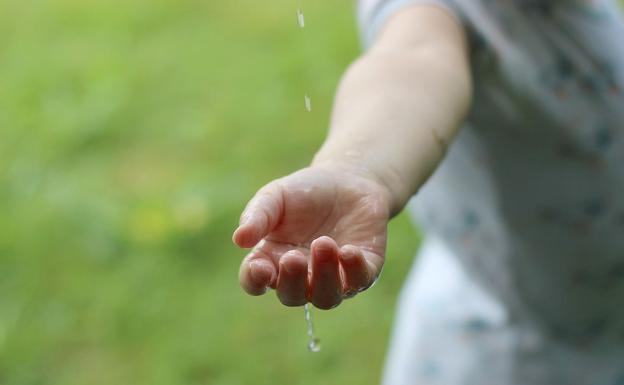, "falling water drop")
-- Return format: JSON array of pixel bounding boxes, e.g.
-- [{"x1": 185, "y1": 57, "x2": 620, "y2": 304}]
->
[
  {"x1": 308, "y1": 338, "x2": 321, "y2": 353},
  {"x1": 304, "y1": 303, "x2": 321, "y2": 352},
  {"x1": 297, "y1": 9, "x2": 305, "y2": 28},
  {"x1": 296, "y1": 1, "x2": 320, "y2": 353}
]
